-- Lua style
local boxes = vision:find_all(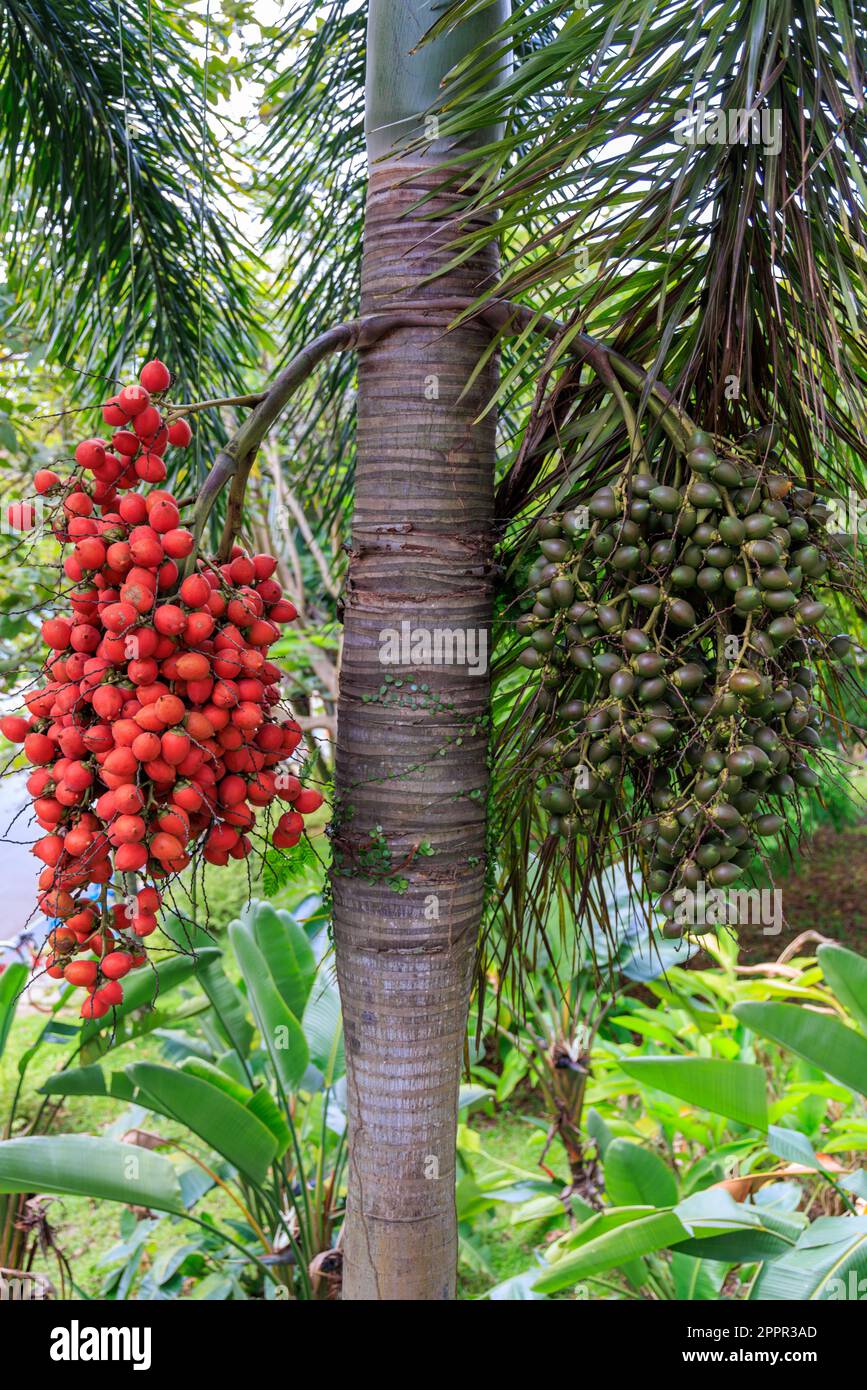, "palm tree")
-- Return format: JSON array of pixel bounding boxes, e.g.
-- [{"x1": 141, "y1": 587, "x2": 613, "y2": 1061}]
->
[{"x1": 1, "y1": 0, "x2": 865, "y2": 1301}]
